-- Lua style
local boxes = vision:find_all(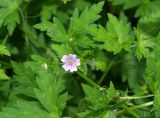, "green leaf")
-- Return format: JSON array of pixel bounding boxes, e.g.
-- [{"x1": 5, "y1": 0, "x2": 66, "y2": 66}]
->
[
  {"x1": 34, "y1": 21, "x2": 54, "y2": 31},
  {"x1": 34, "y1": 69, "x2": 69, "y2": 117},
  {"x1": 122, "y1": 53, "x2": 144, "y2": 92},
  {"x1": 144, "y1": 38, "x2": 160, "y2": 93},
  {"x1": 0, "y1": 0, "x2": 21, "y2": 35},
  {"x1": 89, "y1": 51, "x2": 109, "y2": 72},
  {"x1": 78, "y1": 84, "x2": 110, "y2": 117},
  {"x1": 135, "y1": 1, "x2": 160, "y2": 17},
  {"x1": 23, "y1": 21, "x2": 46, "y2": 48},
  {"x1": 78, "y1": 83, "x2": 118, "y2": 117},
  {"x1": 134, "y1": 28, "x2": 155, "y2": 61},
  {"x1": 79, "y1": 1, "x2": 104, "y2": 25},
  {"x1": 4, "y1": 10, "x2": 20, "y2": 35},
  {"x1": 108, "y1": 0, "x2": 142, "y2": 10},
  {"x1": 40, "y1": 5, "x2": 57, "y2": 22},
  {"x1": 51, "y1": 44, "x2": 73, "y2": 58},
  {"x1": 11, "y1": 61, "x2": 36, "y2": 87},
  {"x1": 89, "y1": 25, "x2": 107, "y2": 42},
  {"x1": 0, "y1": 69, "x2": 9, "y2": 80},
  {"x1": 68, "y1": 1, "x2": 104, "y2": 36},
  {"x1": 138, "y1": 11, "x2": 160, "y2": 37},
  {"x1": 11, "y1": 61, "x2": 36, "y2": 98},
  {"x1": 109, "y1": 0, "x2": 160, "y2": 17},
  {"x1": 34, "y1": 18, "x2": 68, "y2": 43},
  {"x1": 68, "y1": 8, "x2": 79, "y2": 36},
  {"x1": 106, "y1": 82, "x2": 119, "y2": 102},
  {"x1": 0, "y1": 101, "x2": 49, "y2": 118},
  {"x1": 105, "y1": 13, "x2": 131, "y2": 54},
  {"x1": 24, "y1": 55, "x2": 48, "y2": 72},
  {"x1": 152, "y1": 93, "x2": 160, "y2": 118},
  {"x1": 71, "y1": 34, "x2": 94, "y2": 49},
  {"x1": 102, "y1": 111, "x2": 116, "y2": 118},
  {"x1": 74, "y1": 0, "x2": 91, "y2": 11},
  {"x1": 0, "y1": 44, "x2": 10, "y2": 56},
  {"x1": 91, "y1": 13, "x2": 132, "y2": 54}
]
